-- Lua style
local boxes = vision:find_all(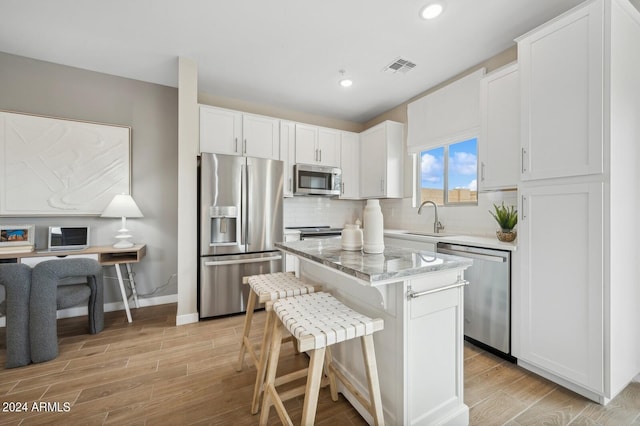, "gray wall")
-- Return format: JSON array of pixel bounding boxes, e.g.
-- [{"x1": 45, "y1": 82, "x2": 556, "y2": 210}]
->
[{"x1": 0, "y1": 52, "x2": 178, "y2": 304}]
